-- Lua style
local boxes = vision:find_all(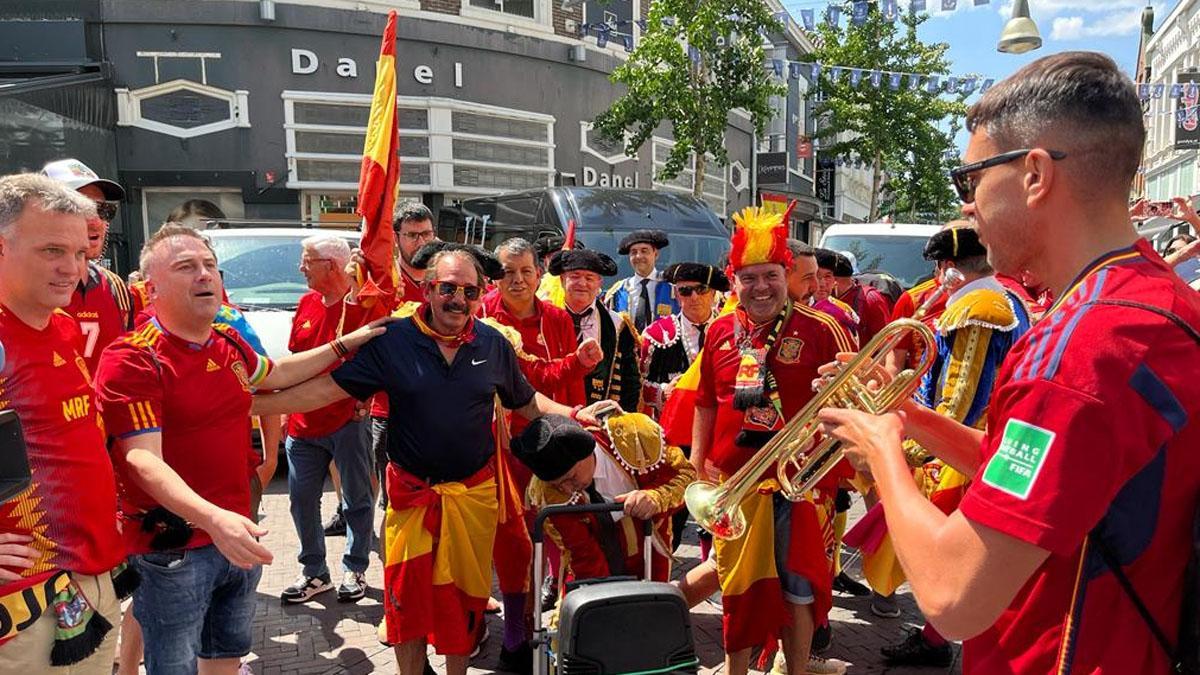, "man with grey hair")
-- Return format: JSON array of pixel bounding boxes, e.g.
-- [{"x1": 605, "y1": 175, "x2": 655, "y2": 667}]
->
[
  {"x1": 821, "y1": 52, "x2": 1200, "y2": 673},
  {"x1": 93, "y1": 224, "x2": 389, "y2": 674},
  {"x1": 253, "y1": 248, "x2": 613, "y2": 675},
  {"x1": 0, "y1": 174, "x2": 132, "y2": 673},
  {"x1": 279, "y1": 234, "x2": 378, "y2": 605}
]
